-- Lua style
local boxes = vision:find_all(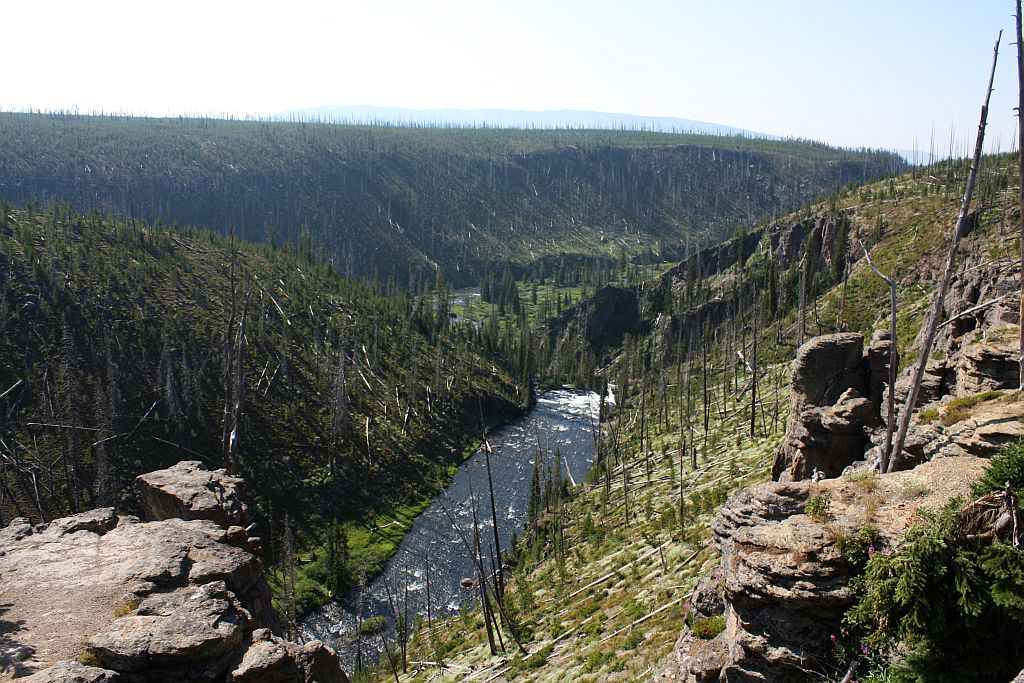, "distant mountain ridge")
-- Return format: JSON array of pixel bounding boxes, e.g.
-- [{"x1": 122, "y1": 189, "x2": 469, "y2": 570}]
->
[{"x1": 275, "y1": 105, "x2": 760, "y2": 137}]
